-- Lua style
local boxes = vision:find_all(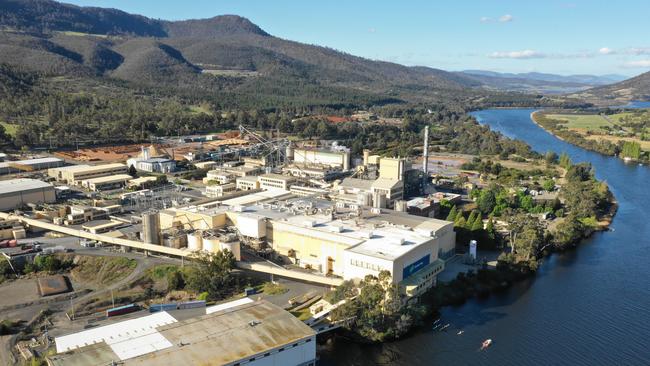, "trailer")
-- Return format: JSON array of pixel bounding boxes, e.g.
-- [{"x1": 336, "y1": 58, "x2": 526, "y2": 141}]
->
[
  {"x1": 149, "y1": 303, "x2": 178, "y2": 313},
  {"x1": 106, "y1": 303, "x2": 139, "y2": 317}
]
